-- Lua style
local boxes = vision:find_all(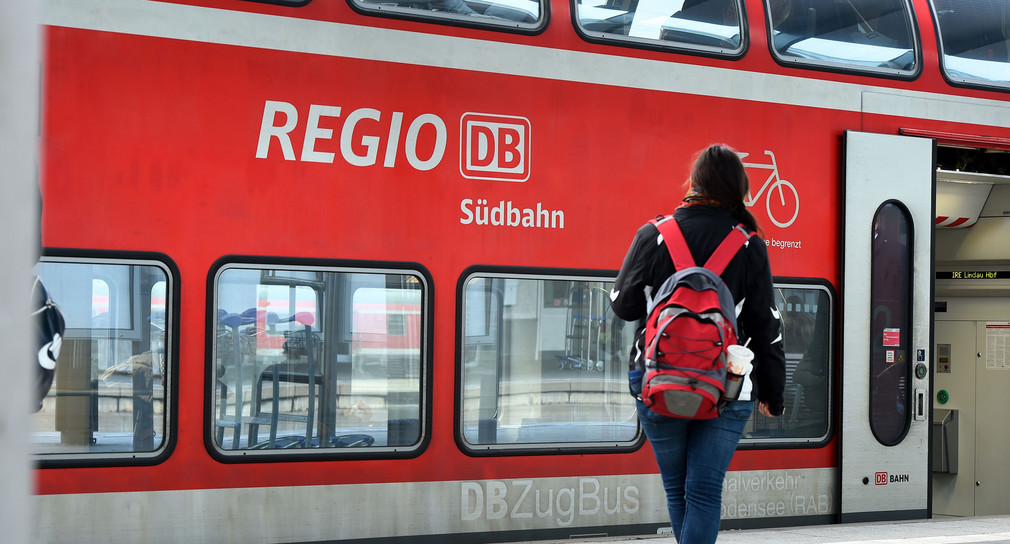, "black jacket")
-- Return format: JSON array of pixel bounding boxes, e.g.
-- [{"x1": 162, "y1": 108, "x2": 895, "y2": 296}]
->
[{"x1": 611, "y1": 205, "x2": 786, "y2": 415}]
